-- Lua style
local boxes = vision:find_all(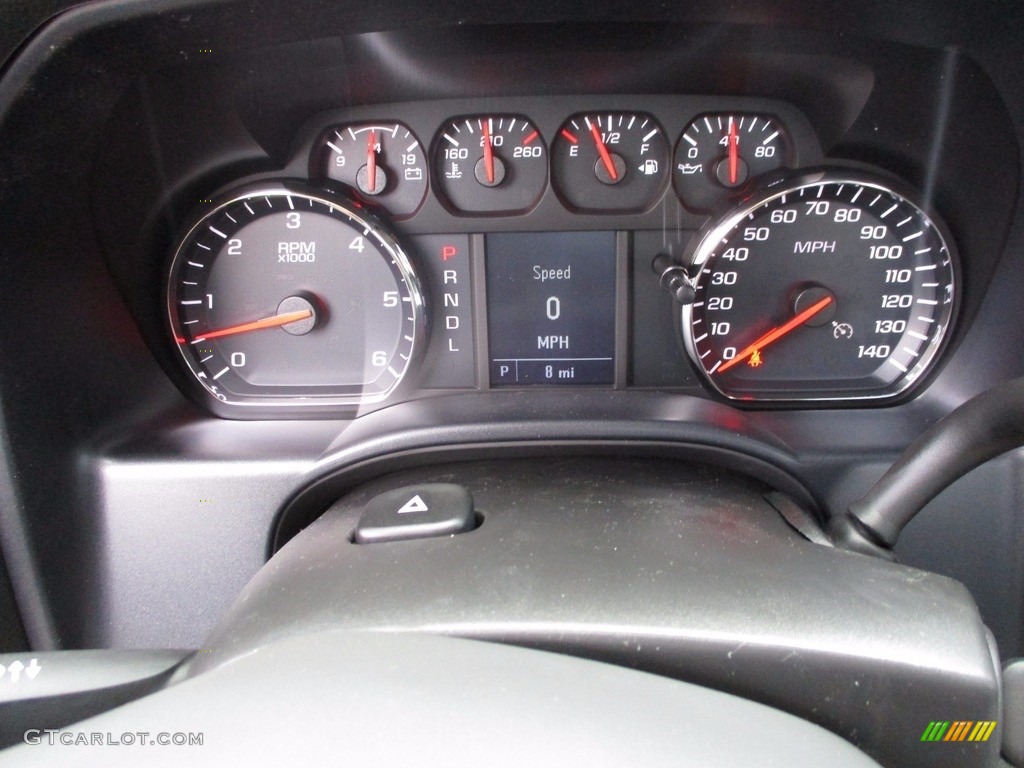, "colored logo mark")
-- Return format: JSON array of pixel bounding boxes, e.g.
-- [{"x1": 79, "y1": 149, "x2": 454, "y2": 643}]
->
[{"x1": 921, "y1": 721, "x2": 997, "y2": 742}]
